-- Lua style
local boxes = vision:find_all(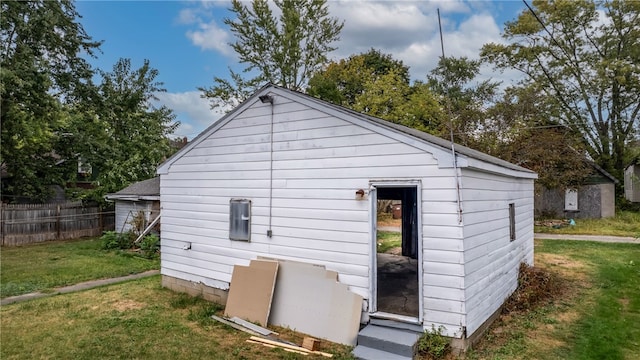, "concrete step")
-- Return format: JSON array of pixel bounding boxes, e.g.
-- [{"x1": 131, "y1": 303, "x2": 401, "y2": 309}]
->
[
  {"x1": 370, "y1": 318, "x2": 424, "y2": 333},
  {"x1": 356, "y1": 324, "x2": 422, "y2": 358},
  {"x1": 353, "y1": 345, "x2": 412, "y2": 360}
]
